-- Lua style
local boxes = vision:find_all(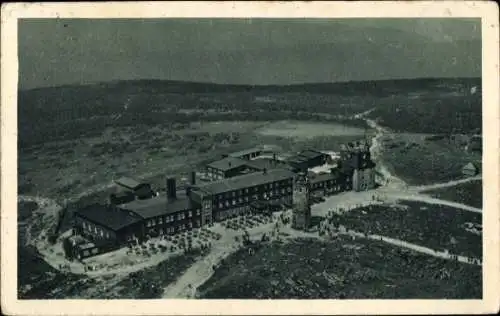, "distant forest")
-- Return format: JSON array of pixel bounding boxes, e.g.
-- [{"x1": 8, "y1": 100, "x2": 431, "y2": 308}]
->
[{"x1": 18, "y1": 77, "x2": 482, "y2": 148}]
